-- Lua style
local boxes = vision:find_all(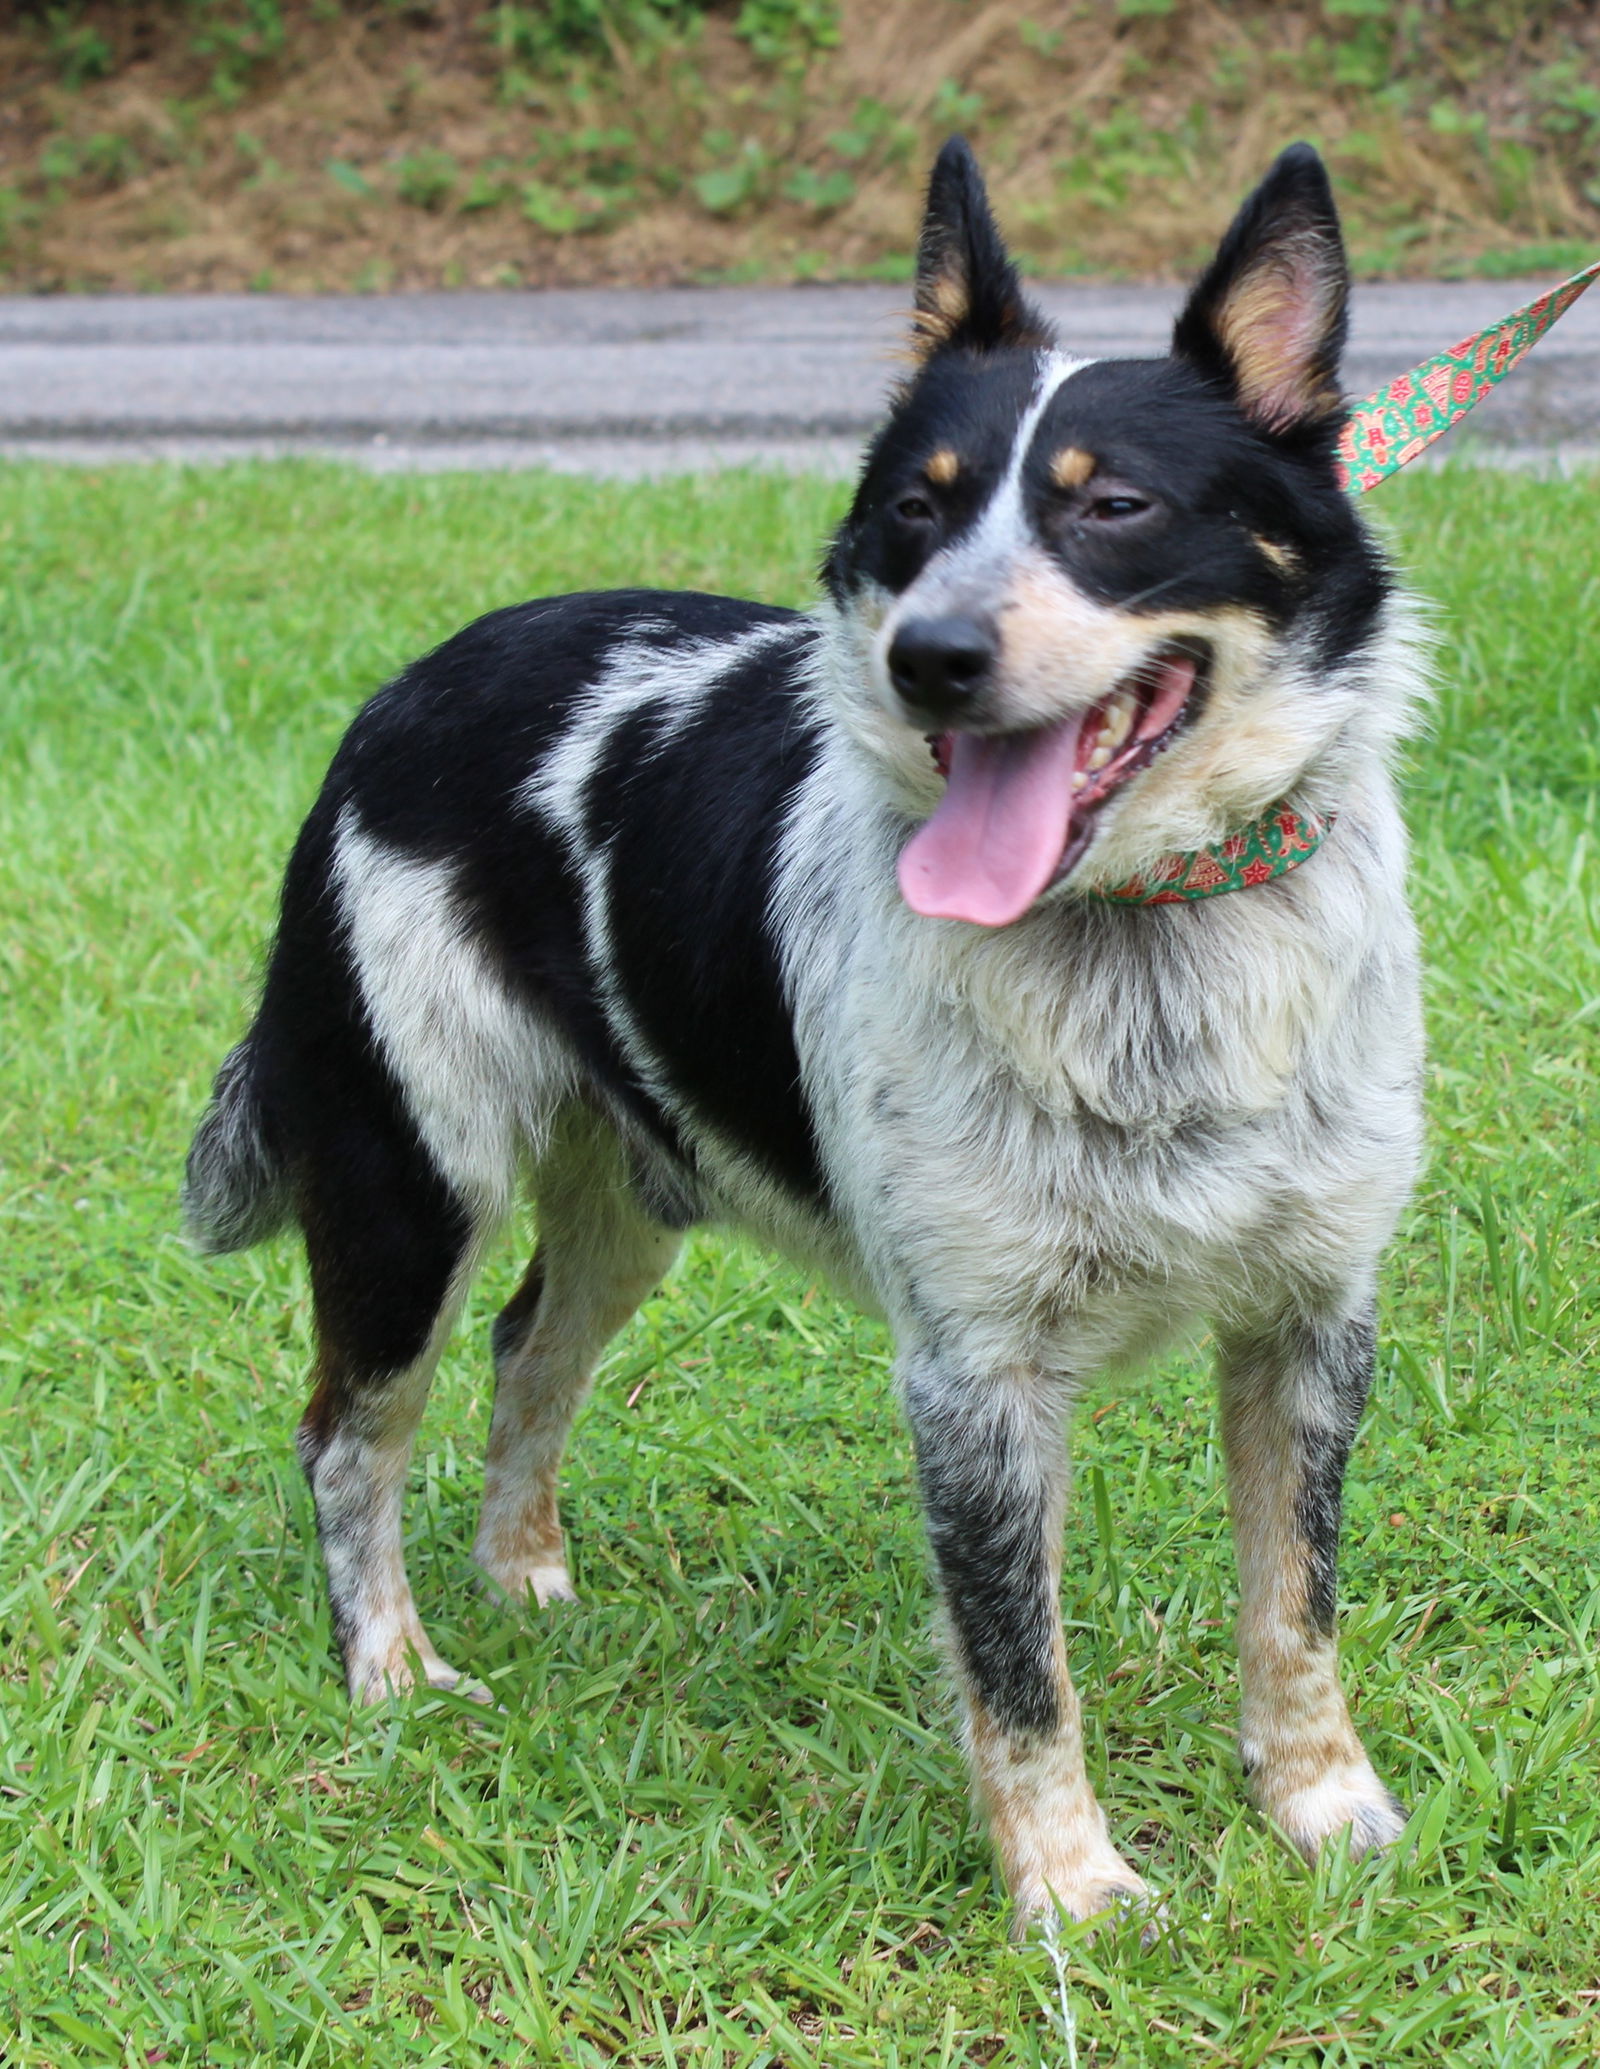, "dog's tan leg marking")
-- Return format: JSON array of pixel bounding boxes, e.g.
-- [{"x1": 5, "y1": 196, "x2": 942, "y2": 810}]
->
[
  {"x1": 472, "y1": 1110, "x2": 679, "y2": 1610},
  {"x1": 962, "y1": 1638, "x2": 1147, "y2": 1935},
  {"x1": 302, "y1": 1284, "x2": 483, "y2": 1706},
  {"x1": 1220, "y1": 1308, "x2": 1405, "y2": 1860},
  {"x1": 906, "y1": 1367, "x2": 1144, "y2": 1935}
]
